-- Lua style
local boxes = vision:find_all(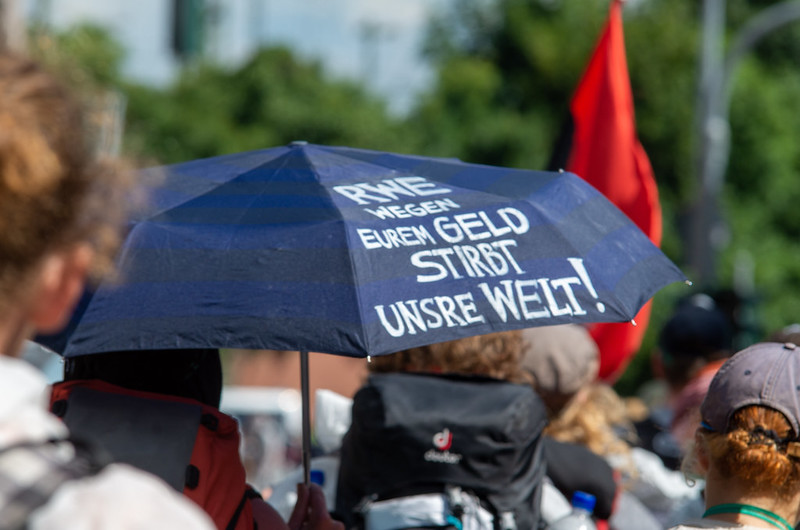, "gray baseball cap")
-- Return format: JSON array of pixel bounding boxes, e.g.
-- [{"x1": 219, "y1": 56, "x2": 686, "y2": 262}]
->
[
  {"x1": 520, "y1": 324, "x2": 599, "y2": 397},
  {"x1": 701, "y1": 342, "x2": 800, "y2": 437}
]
